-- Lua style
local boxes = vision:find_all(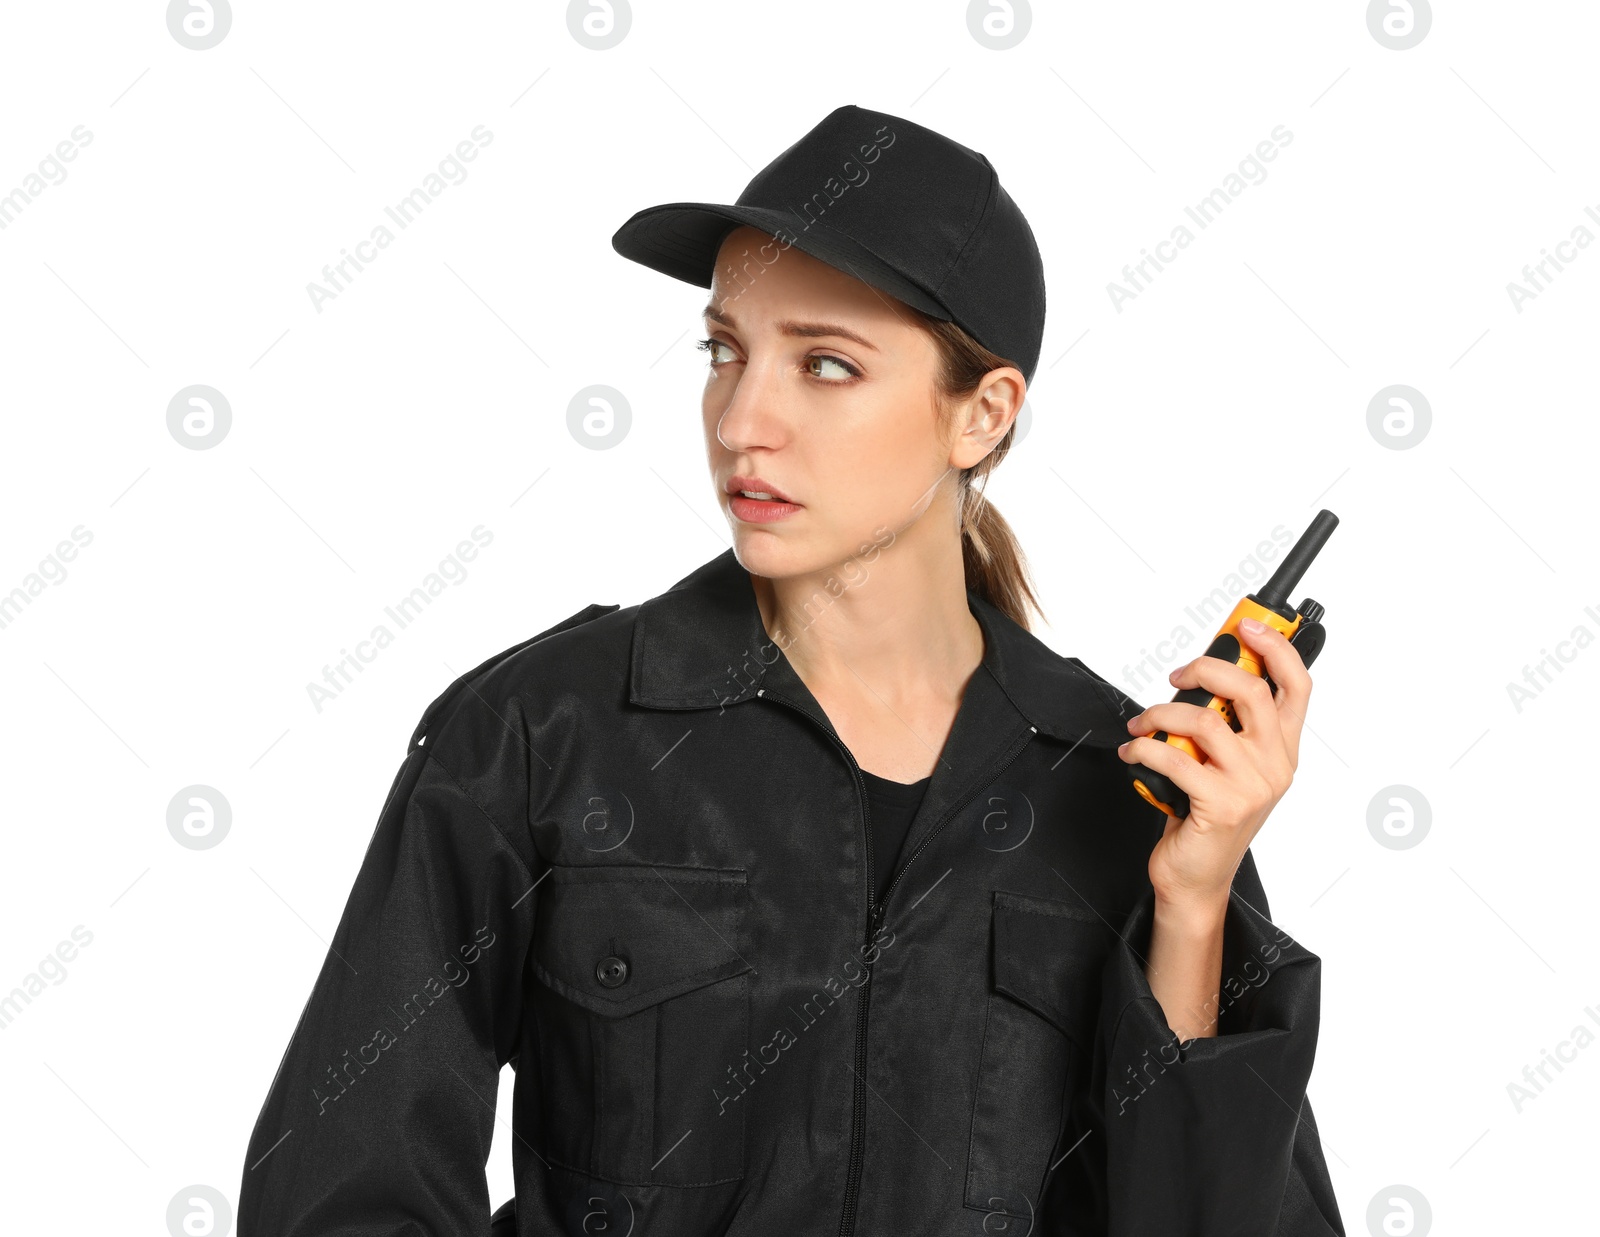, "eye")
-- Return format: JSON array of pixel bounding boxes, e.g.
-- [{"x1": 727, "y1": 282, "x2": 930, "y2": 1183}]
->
[
  {"x1": 806, "y1": 354, "x2": 860, "y2": 381},
  {"x1": 696, "y1": 337, "x2": 737, "y2": 365}
]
